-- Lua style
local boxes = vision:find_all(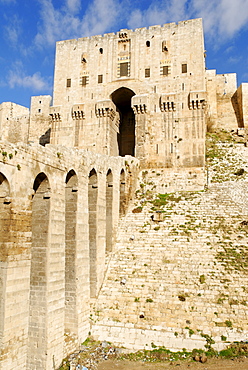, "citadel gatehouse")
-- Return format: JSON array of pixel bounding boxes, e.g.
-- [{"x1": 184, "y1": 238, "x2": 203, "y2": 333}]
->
[{"x1": 0, "y1": 18, "x2": 248, "y2": 369}]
